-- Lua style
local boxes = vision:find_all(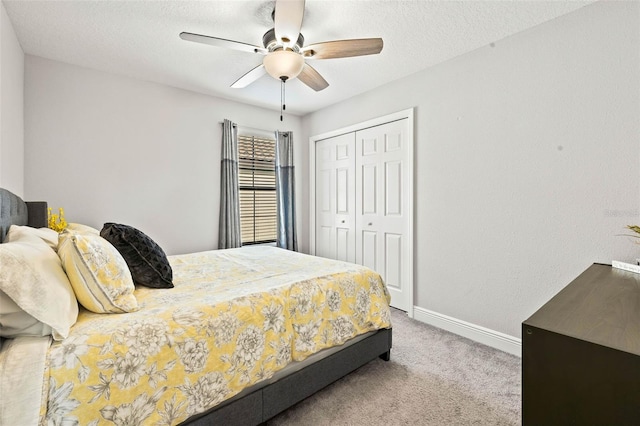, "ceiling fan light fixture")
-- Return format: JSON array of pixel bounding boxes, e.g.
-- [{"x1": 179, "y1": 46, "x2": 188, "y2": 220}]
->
[{"x1": 263, "y1": 50, "x2": 305, "y2": 81}]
